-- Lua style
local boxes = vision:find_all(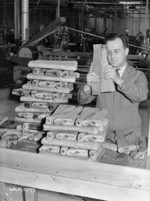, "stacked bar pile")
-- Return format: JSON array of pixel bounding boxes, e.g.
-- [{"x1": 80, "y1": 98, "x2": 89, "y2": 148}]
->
[
  {"x1": 14, "y1": 60, "x2": 78, "y2": 132},
  {"x1": 1, "y1": 59, "x2": 109, "y2": 161},
  {"x1": 39, "y1": 105, "x2": 108, "y2": 161}
]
